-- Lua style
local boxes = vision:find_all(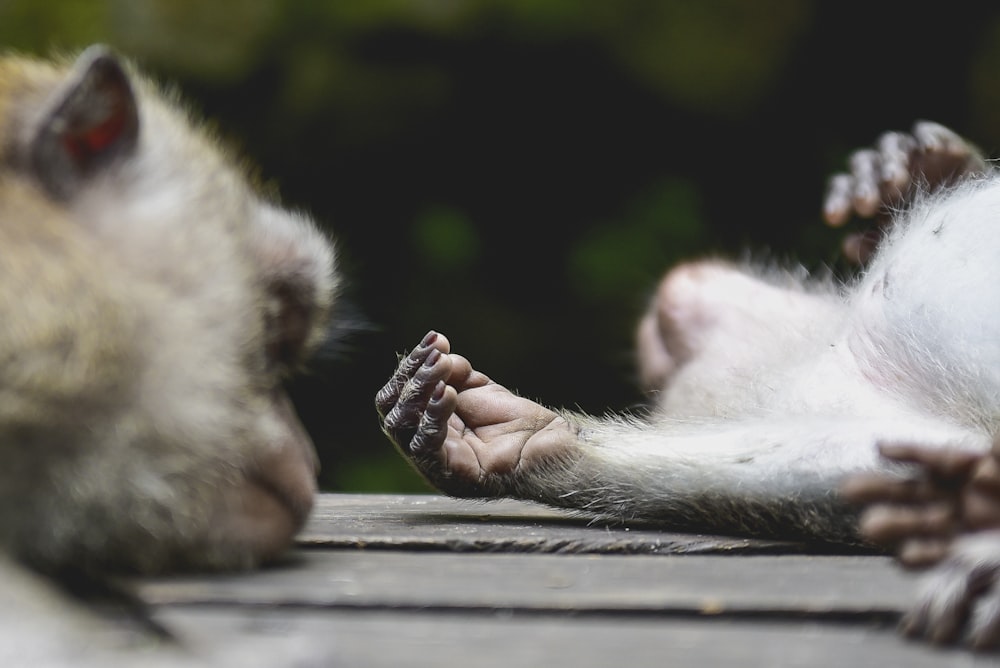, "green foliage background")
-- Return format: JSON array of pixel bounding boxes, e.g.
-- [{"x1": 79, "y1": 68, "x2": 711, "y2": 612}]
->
[{"x1": 3, "y1": 0, "x2": 999, "y2": 492}]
